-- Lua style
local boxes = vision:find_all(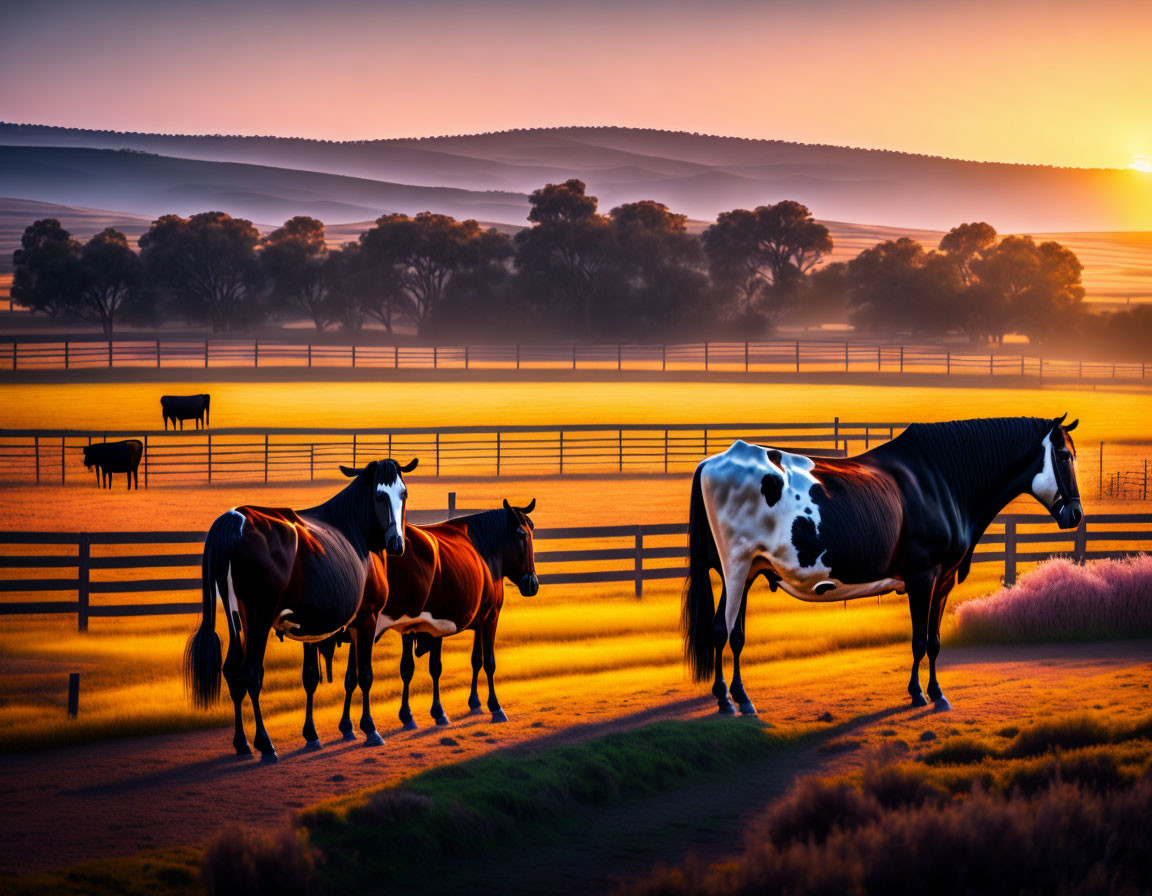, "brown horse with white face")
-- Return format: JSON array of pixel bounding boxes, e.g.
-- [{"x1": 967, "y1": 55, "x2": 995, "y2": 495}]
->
[
  {"x1": 328, "y1": 499, "x2": 538, "y2": 740},
  {"x1": 184, "y1": 458, "x2": 417, "y2": 762}
]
